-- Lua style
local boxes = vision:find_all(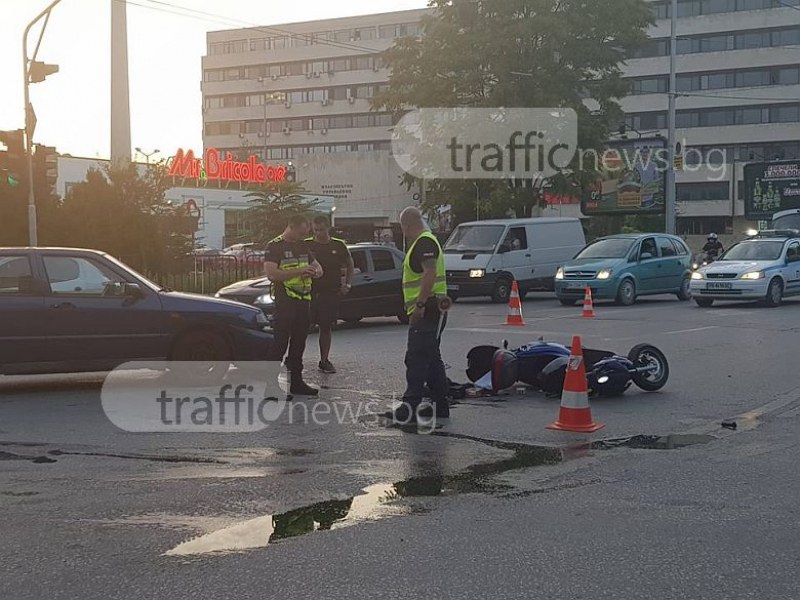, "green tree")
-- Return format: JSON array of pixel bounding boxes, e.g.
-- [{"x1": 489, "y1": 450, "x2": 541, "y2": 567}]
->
[
  {"x1": 246, "y1": 178, "x2": 320, "y2": 247},
  {"x1": 49, "y1": 162, "x2": 192, "y2": 272},
  {"x1": 373, "y1": 0, "x2": 653, "y2": 222}
]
